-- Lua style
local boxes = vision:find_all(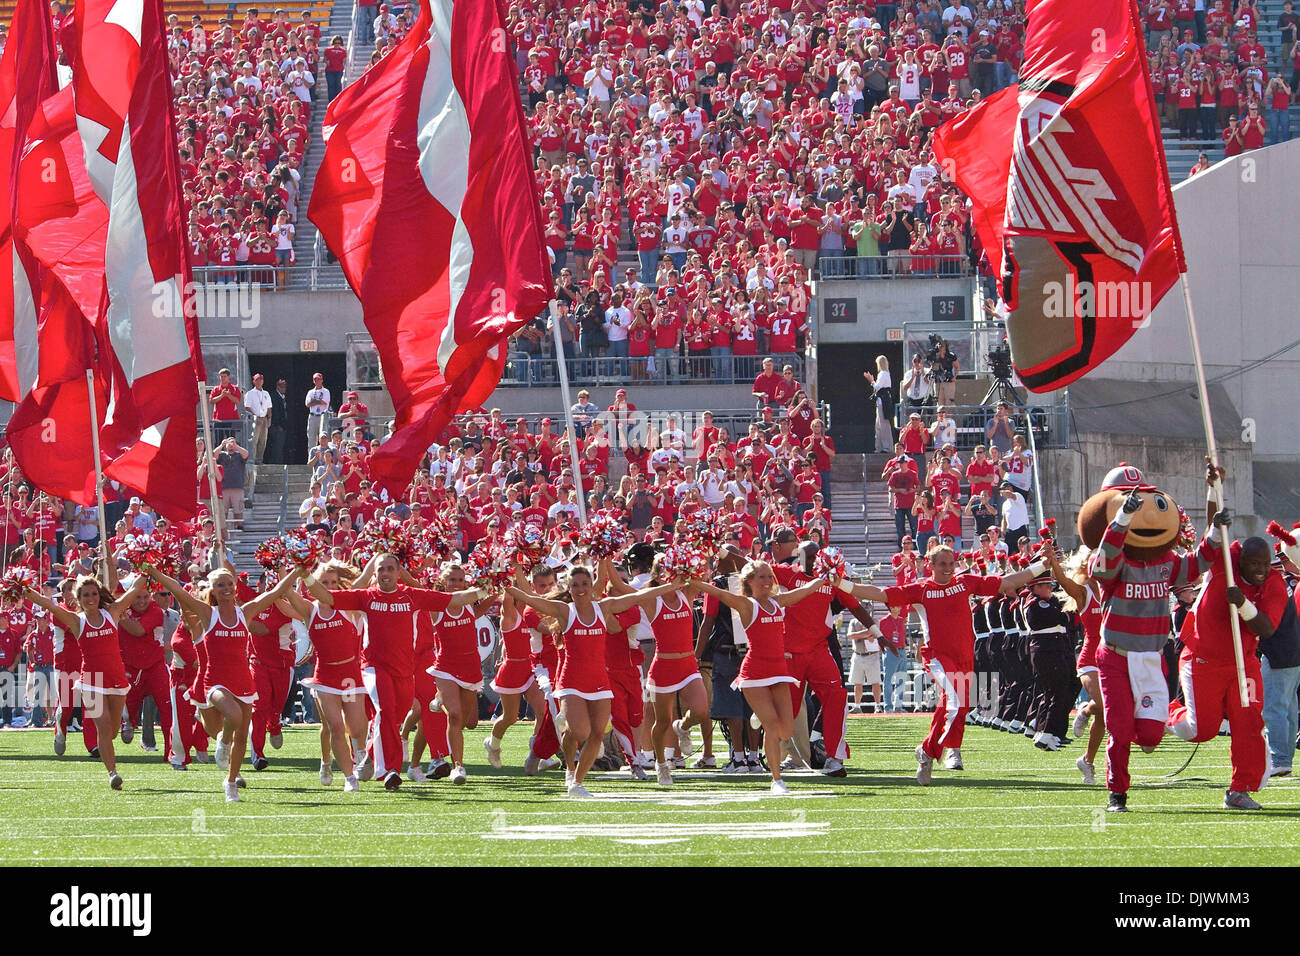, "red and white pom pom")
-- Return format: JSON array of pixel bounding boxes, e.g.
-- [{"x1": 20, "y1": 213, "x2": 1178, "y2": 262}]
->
[
  {"x1": 254, "y1": 536, "x2": 286, "y2": 570},
  {"x1": 813, "y1": 546, "x2": 848, "y2": 581},
  {"x1": 358, "y1": 515, "x2": 417, "y2": 567},
  {"x1": 282, "y1": 532, "x2": 325, "y2": 570},
  {"x1": 576, "y1": 513, "x2": 628, "y2": 560},
  {"x1": 465, "y1": 543, "x2": 514, "y2": 592},
  {"x1": 660, "y1": 543, "x2": 712, "y2": 580},
  {"x1": 1037, "y1": 525, "x2": 1054, "y2": 540},
  {"x1": 1267, "y1": 521, "x2": 1297, "y2": 548},
  {"x1": 417, "y1": 514, "x2": 457, "y2": 564},
  {"x1": 503, "y1": 522, "x2": 547, "y2": 572},
  {"x1": 0, "y1": 567, "x2": 35, "y2": 605},
  {"x1": 122, "y1": 534, "x2": 167, "y2": 571},
  {"x1": 682, "y1": 508, "x2": 728, "y2": 555}
]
